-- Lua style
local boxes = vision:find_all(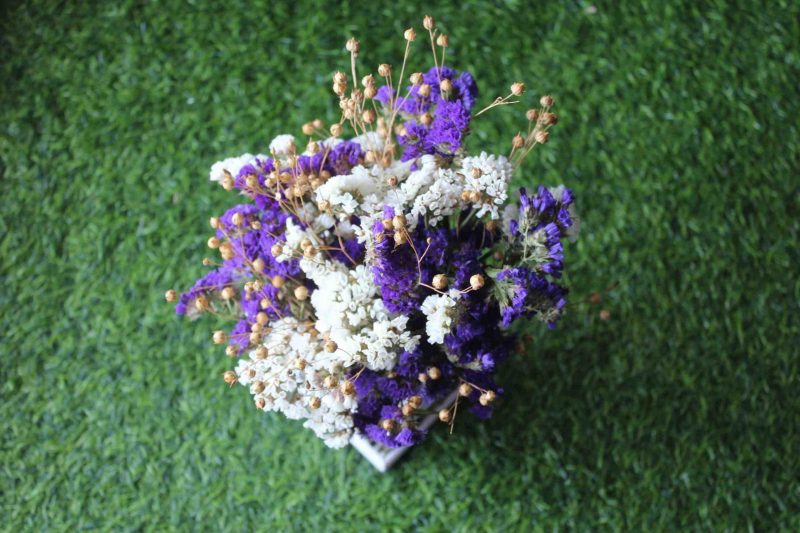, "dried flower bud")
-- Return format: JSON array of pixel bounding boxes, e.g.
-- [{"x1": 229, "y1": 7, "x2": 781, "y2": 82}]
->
[
  {"x1": 345, "y1": 37, "x2": 360, "y2": 54},
  {"x1": 254, "y1": 345, "x2": 269, "y2": 359},
  {"x1": 432, "y1": 274, "x2": 448, "y2": 290},
  {"x1": 255, "y1": 397, "x2": 266, "y2": 409},
  {"x1": 333, "y1": 71, "x2": 347, "y2": 84},
  {"x1": 408, "y1": 395, "x2": 423, "y2": 408},
  {"x1": 418, "y1": 83, "x2": 431, "y2": 97},
  {"x1": 469, "y1": 273, "x2": 485, "y2": 290},
  {"x1": 423, "y1": 15, "x2": 434, "y2": 30},
  {"x1": 436, "y1": 34, "x2": 449, "y2": 47},
  {"x1": 458, "y1": 383, "x2": 472, "y2": 396},
  {"x1": 324, "y1": 340, "x2": 338, "y2": 353},
  {"x1": 512, "y1": 133, "x2": 525, "y2": 148},
  {"x1": 223, "y1": 371, "x2": 237, "y2": 385},
  {"x1": 294, "y1": 358, "x2": 307, "y2": 371},
  {"x1": 251, "y1": 381, "x2": 265, "y2": 394},
  {"x1": 311, "y1": 119, "x2": 324, "y2": 131},
  {"x1": 294, "y1": 285, "x2": 309, "y2": 301},
  {"x1": 333, "y1": 81, "x2": 347, "y2": 96},
  {"x1": 251, "y1": 258, "x2": 265, "y2": 273},
  {"x1": 209, "y1": 217, "x2": 220, "y2": 229},
  {"x1": 221, "y1": 286, "x2": 236, "y2": 300},
  {"x1": 380, "y1": 419, "x2": 396, "y2": 431},
  {"x1": 219, "y1": 243, "x2": 235, "y2": 261},
  {"x1": 420, "y1": 112, "x2": 433, "y2": 126},
  {"x1": 307, "y1": 397, "x2": 321, "y2": 409},
  {"x1": 440, "y1": 78, "x2": 452, "y2": 92},
  {"x1": 378, "y1": 63, "x2": 392, "y2": 77},
  {"x1": 270, "y1": 243, "x2": 283, "y2": 257},
  {"x1": 300, "y1": 238, "x2": 312, "y2": 250},
  {"x1": 361, "y1": 74, "x2": 375, "y2": 88},
  {"x1": 427, "y1": 366, "x2": 442, "y2": 380},
  {"x1": 418, "y1": 372, "x2": 428, "y2": 383},
  {"x1": 540, "y1": 95, "x2": 555, "y2": 107},
  {"x1": 394, "y1": 231, "x2": 407, "y2": 245},
  {"x1": 438, "y1": 409, "x2": 452, "y2": 423},
  {"x1": 330, "y1": 123, "x2": 343, "y2": 137},
  {"x1": 245, "y1": 175, "x2": 258, "y2": 189},
  {"x1": 402, "y1": 403, "x2": 416, "y2": 417},
  {"x1": 202, "y1": 257, "x2": 213, "y2": 266},
  {"x1": 386, "y1": 175, "x2": 398, "y2": 187},
  {"x1": 381, "y1": 218, "x2": 393, "y2": 231},
  {"x1": 364, "y1": 85, "x2": 377, "y2": 99},
  {"x1": 221, "y1": 174, "x2": 235, "y2": 191},
  {"x1": 307, "y1": 140, "x2": 320, "y2": 153},
  {"x1": 404, "y1": 27, "x2": 417, "y2": 41},
  {"x1": 468, "y1": 190, "x2": 482, "y2": 203},
  {"x1": 212, "y1": 330, "x2": 227, "y2": 344},
  {"x1": 340, "y1": 380, "x2": 356, "y2": 395},
  {"x1": 599, "y1": 309, "x2": 611, "y2": 321},
  {"x1": 164, "y1": 289, "x2": 177, "y2": 302},
  {"x1": 256, "y1": 312, "x2": 269, "y2": 326},
  {"x1": 410, "y1": 72, "x2": 423, "y2": 85},
  {"x1": 260, "y1": 297, "x2": 271, "y2": 309},
  {"x1": 479, "y1": 390, "x2": 497, "y2": 406},
  {"x1": 392, "y1": 214, "x2": 407, "y2": 230},
  {"x1": 249, "y1": 331, "x2": 261, "y2": 345},
  {"x1": 302, "y1": 122, "x2": 315, "y2": 135},
  {"x1": 323, "y1": 375, "x2": 338, "y2": 389},
  {"x1": 207, "y1": 236, "x2": 221, "y2": 249},
  {"x1": 534, "y1": 130, "x2": 549, "y2": 144},
  {"x1": 542, "y1": 112, "x2": 558, "y2": 126},
  {"x1": 361, "y1": 109, "x2": 376, "y2": 124},
  {"x1": 195, "y1": 295, "x2": 209, "y2": 311},
  {"x1": 225, "y1": 345, "x2": 237, "y2": 357},
  {"x1": 250, "y1": 322, "x2": 262, "y2": 333},
  {"x1": 510, "y1": 82, "x2": 526, "y2": 96}
]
